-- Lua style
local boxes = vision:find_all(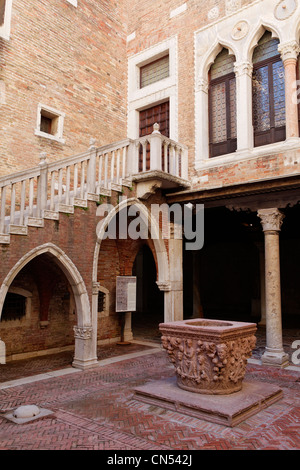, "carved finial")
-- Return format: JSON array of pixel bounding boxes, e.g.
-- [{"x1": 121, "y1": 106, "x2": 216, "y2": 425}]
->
[
  {"x1": 89, "y1": 137, "x2": 96, "y2": 150},
  {"x1": 39, "y1": 152, "x2": 48, "y2": 166},
  {"x1": 152, "y1": 123, "x2": 160, "y2": 134}
]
